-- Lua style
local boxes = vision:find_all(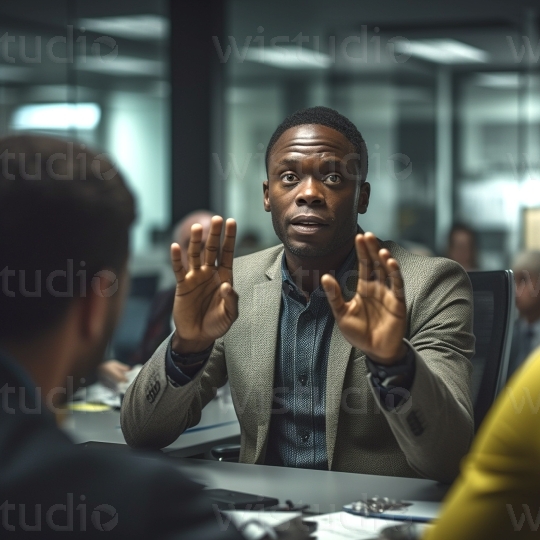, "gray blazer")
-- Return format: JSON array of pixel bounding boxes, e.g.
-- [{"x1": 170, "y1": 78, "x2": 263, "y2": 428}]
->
[{"x1": 121, "y1": 242, "x2": 475, "y2": 483}]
